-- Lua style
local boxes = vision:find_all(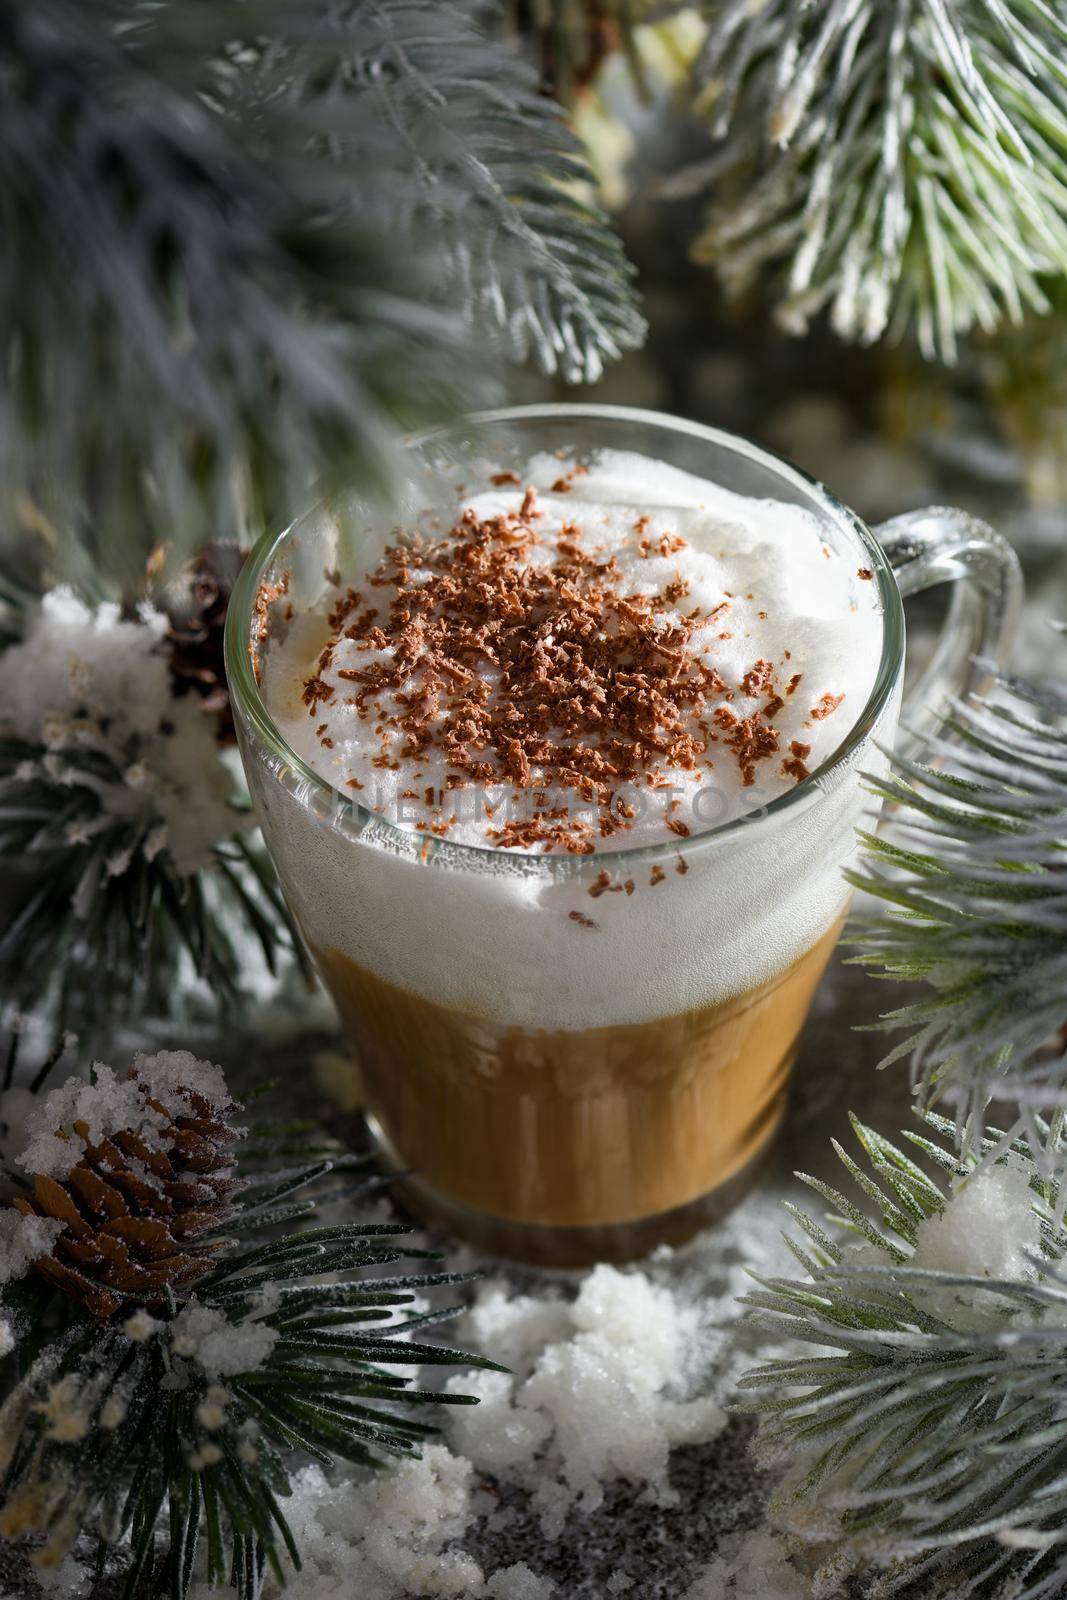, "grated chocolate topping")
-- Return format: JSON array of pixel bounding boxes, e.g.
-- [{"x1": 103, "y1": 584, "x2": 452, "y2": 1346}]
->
[{"x1": 298, "y1": 487, "x2": 847, "y2": 849}]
